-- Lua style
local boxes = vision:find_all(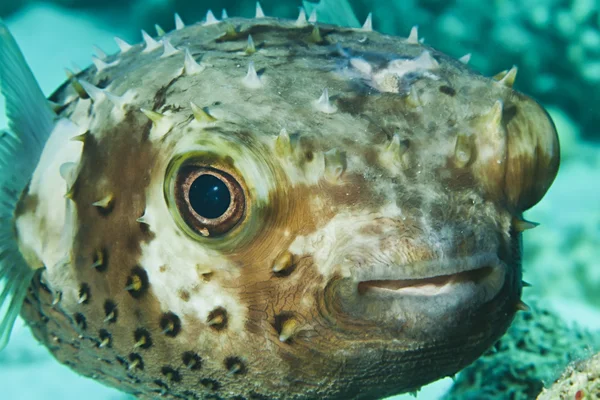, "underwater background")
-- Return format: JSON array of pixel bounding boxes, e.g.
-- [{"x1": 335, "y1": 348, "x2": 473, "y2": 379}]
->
[{"x1": 0, "y1": 0, "x2": 598, "y2": 398}]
